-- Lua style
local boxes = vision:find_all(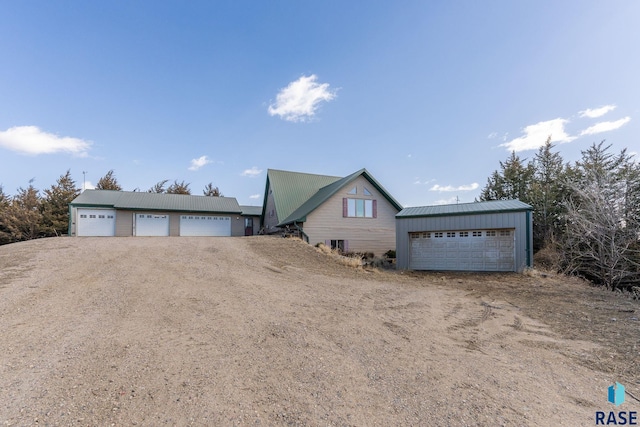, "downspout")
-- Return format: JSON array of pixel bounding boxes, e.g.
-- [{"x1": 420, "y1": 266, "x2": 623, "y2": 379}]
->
[
  {"x1": 68, "y1": 204, "x2": 73, "y2": 236},
  {"x1": 293, "y1": 221, "x2": 309, "y2": 243},
  {"x1": 525, "y1": 210, "x2": 532, "y2": 268}
]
